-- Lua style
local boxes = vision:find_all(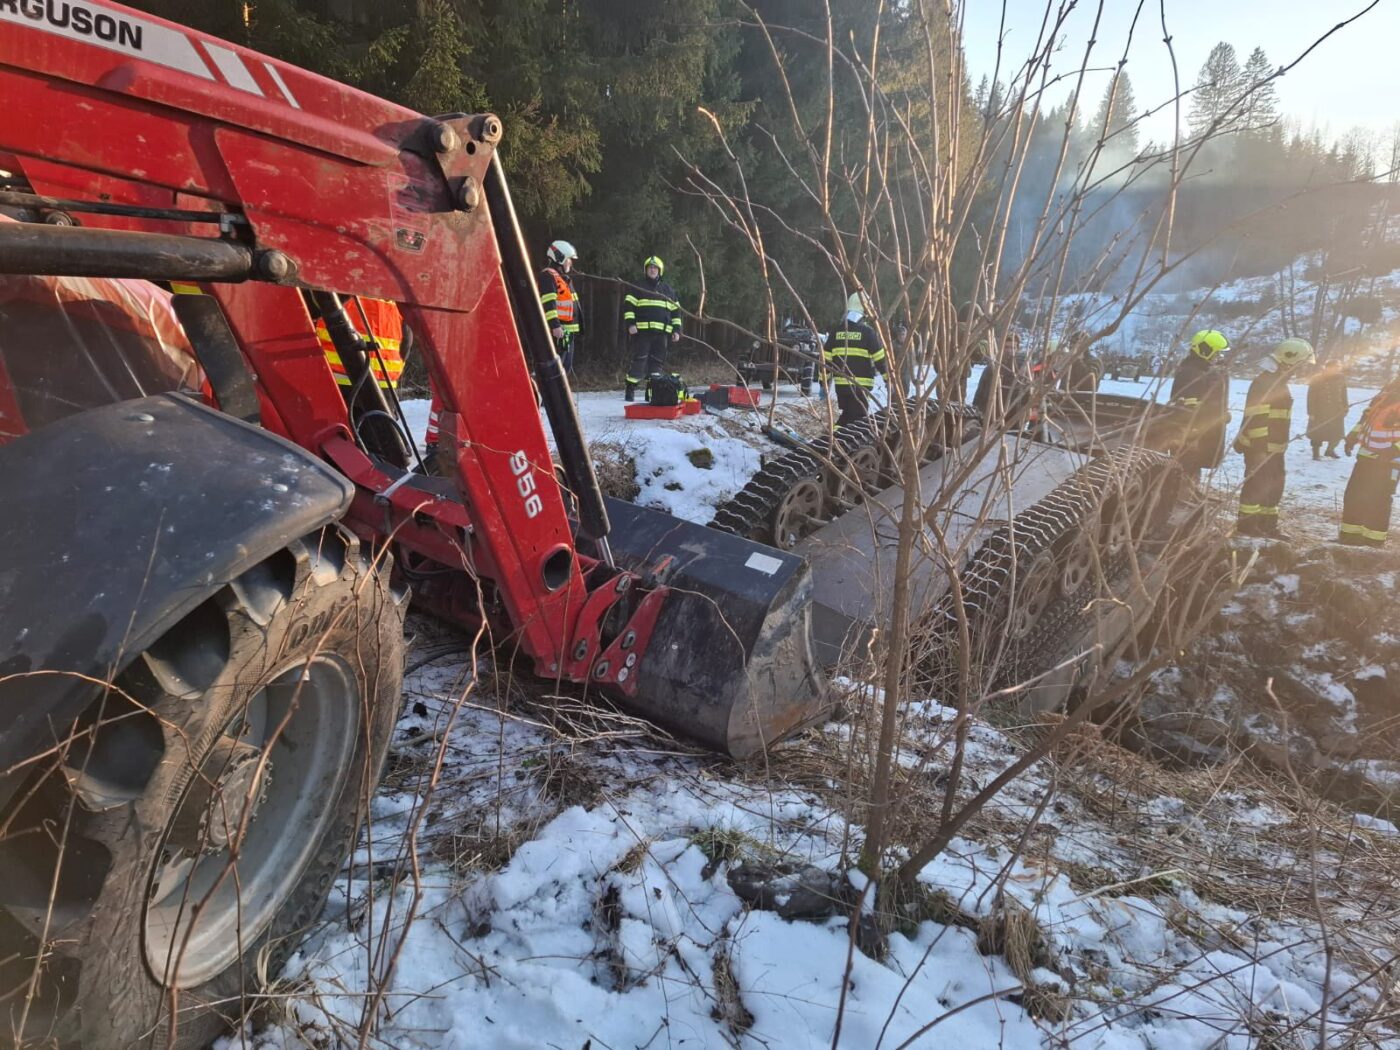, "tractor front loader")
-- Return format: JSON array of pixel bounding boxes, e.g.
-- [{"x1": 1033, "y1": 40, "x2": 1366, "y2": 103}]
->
[{"x1": 0, "y1": 5, "x2": 826, "y2": 1045}]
